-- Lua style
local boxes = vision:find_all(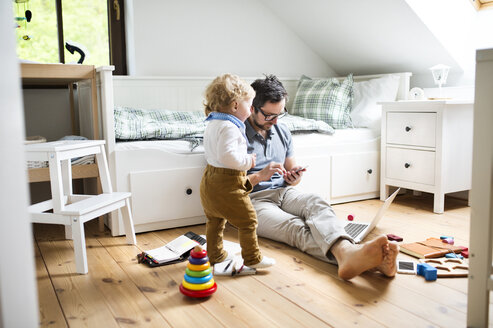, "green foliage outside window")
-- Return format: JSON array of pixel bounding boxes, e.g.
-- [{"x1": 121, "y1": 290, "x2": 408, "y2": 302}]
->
[{"x1": 13, "y1": 0, "x2": 109, "y2": 67}]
